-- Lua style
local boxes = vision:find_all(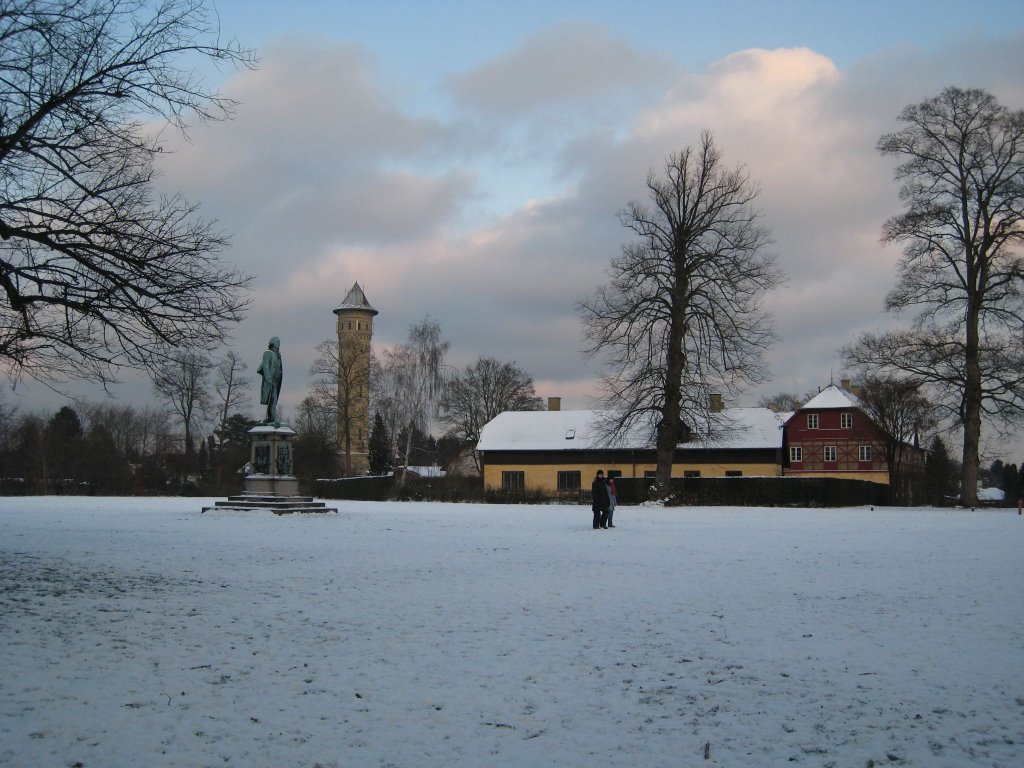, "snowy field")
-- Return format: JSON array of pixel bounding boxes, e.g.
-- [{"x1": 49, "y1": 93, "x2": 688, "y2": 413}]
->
[{"x1": 1, "y1": 498, "x2": 1022, "y2": 768}]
